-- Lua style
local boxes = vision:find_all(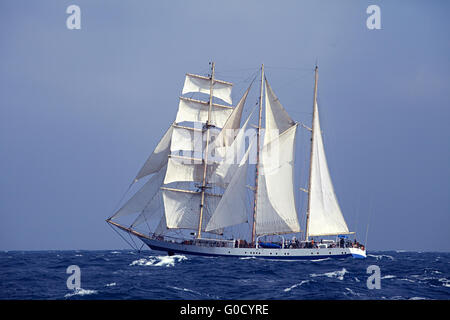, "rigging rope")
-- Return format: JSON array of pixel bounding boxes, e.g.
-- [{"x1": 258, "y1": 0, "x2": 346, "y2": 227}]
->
[
  {"x1": 127, "y1": 231, "x2": 139, "y2": 251},
  {"x1": 365, "y1": 195, "x2": 373, "y2": 247},
  {"x1": 107, "y1": 221, "x2": 138, "y2": 251},
  {"x1": 107, "y1": 183, "x2": 133, "y2": 220}
]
